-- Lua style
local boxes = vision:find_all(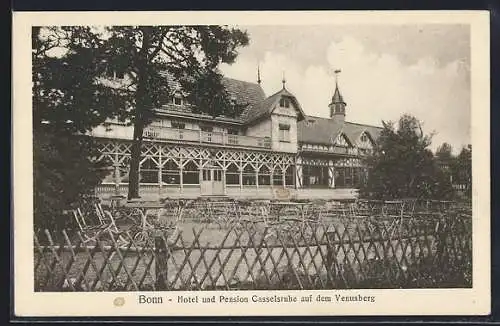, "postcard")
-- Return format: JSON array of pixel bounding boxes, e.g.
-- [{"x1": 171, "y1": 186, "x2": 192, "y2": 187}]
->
[{"x1": 12, "y1": 10, "x2": 490, "y2": 317}]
